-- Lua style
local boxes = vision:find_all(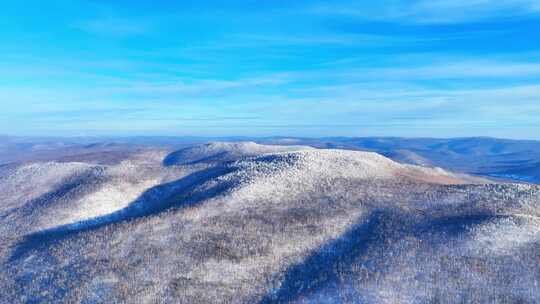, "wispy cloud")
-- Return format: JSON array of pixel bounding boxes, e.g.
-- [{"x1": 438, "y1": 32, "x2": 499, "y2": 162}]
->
[
  {"x1": 230, "y1": 33, "x2": 401, "y2": 47},
  {"x1": 345, "y1": 61, "x2": 540, "y2": 80},
  {"x1": 74, "y1": 17, "x2": 152, "y2": 36},
  {"x1": 4, "y1": 80, "x2": 540, "y2": 137},
  {"x1": 96, "y1": 74, "x2": 292, "y2": 97},
  {"x1": 2, "y1": 29, "x2": 539, "y2": 137},
  {"x1": 311, "y1": 0, "x2": 540, "y2": 24}
]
